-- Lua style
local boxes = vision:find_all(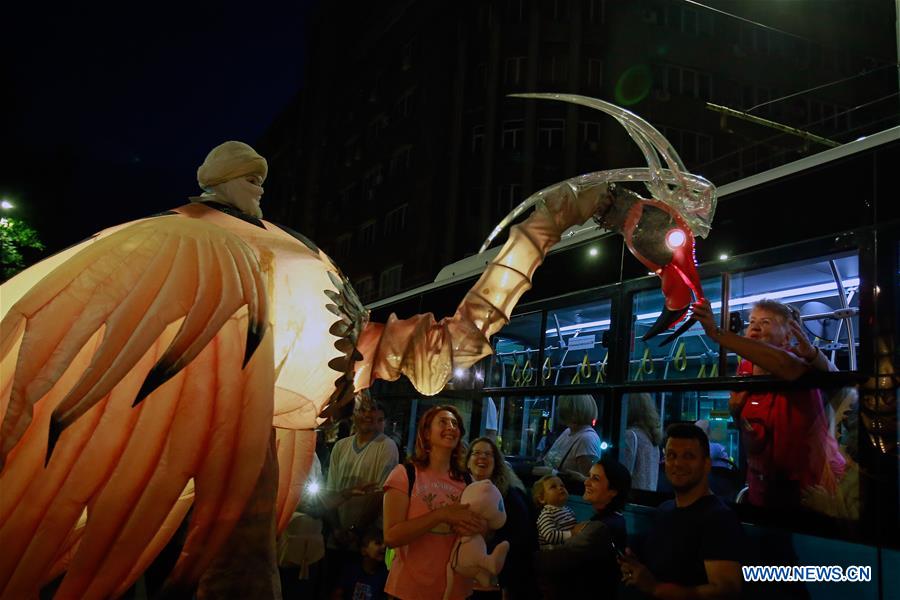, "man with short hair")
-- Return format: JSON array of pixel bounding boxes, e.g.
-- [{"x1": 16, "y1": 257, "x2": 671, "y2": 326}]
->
[
  {"x1": 619, "y1": 423, "x2": 744, "y2": 599},
  {"x1": 324, "y1": 396, "x2": 398, "y2": 541}
]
